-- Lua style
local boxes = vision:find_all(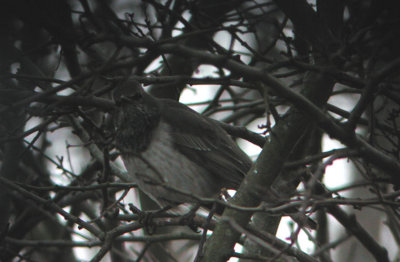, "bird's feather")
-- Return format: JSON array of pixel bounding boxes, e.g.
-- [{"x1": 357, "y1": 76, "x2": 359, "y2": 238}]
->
[{"x1": 159, "y1": 99, "x2": 252, "y2": 188}]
